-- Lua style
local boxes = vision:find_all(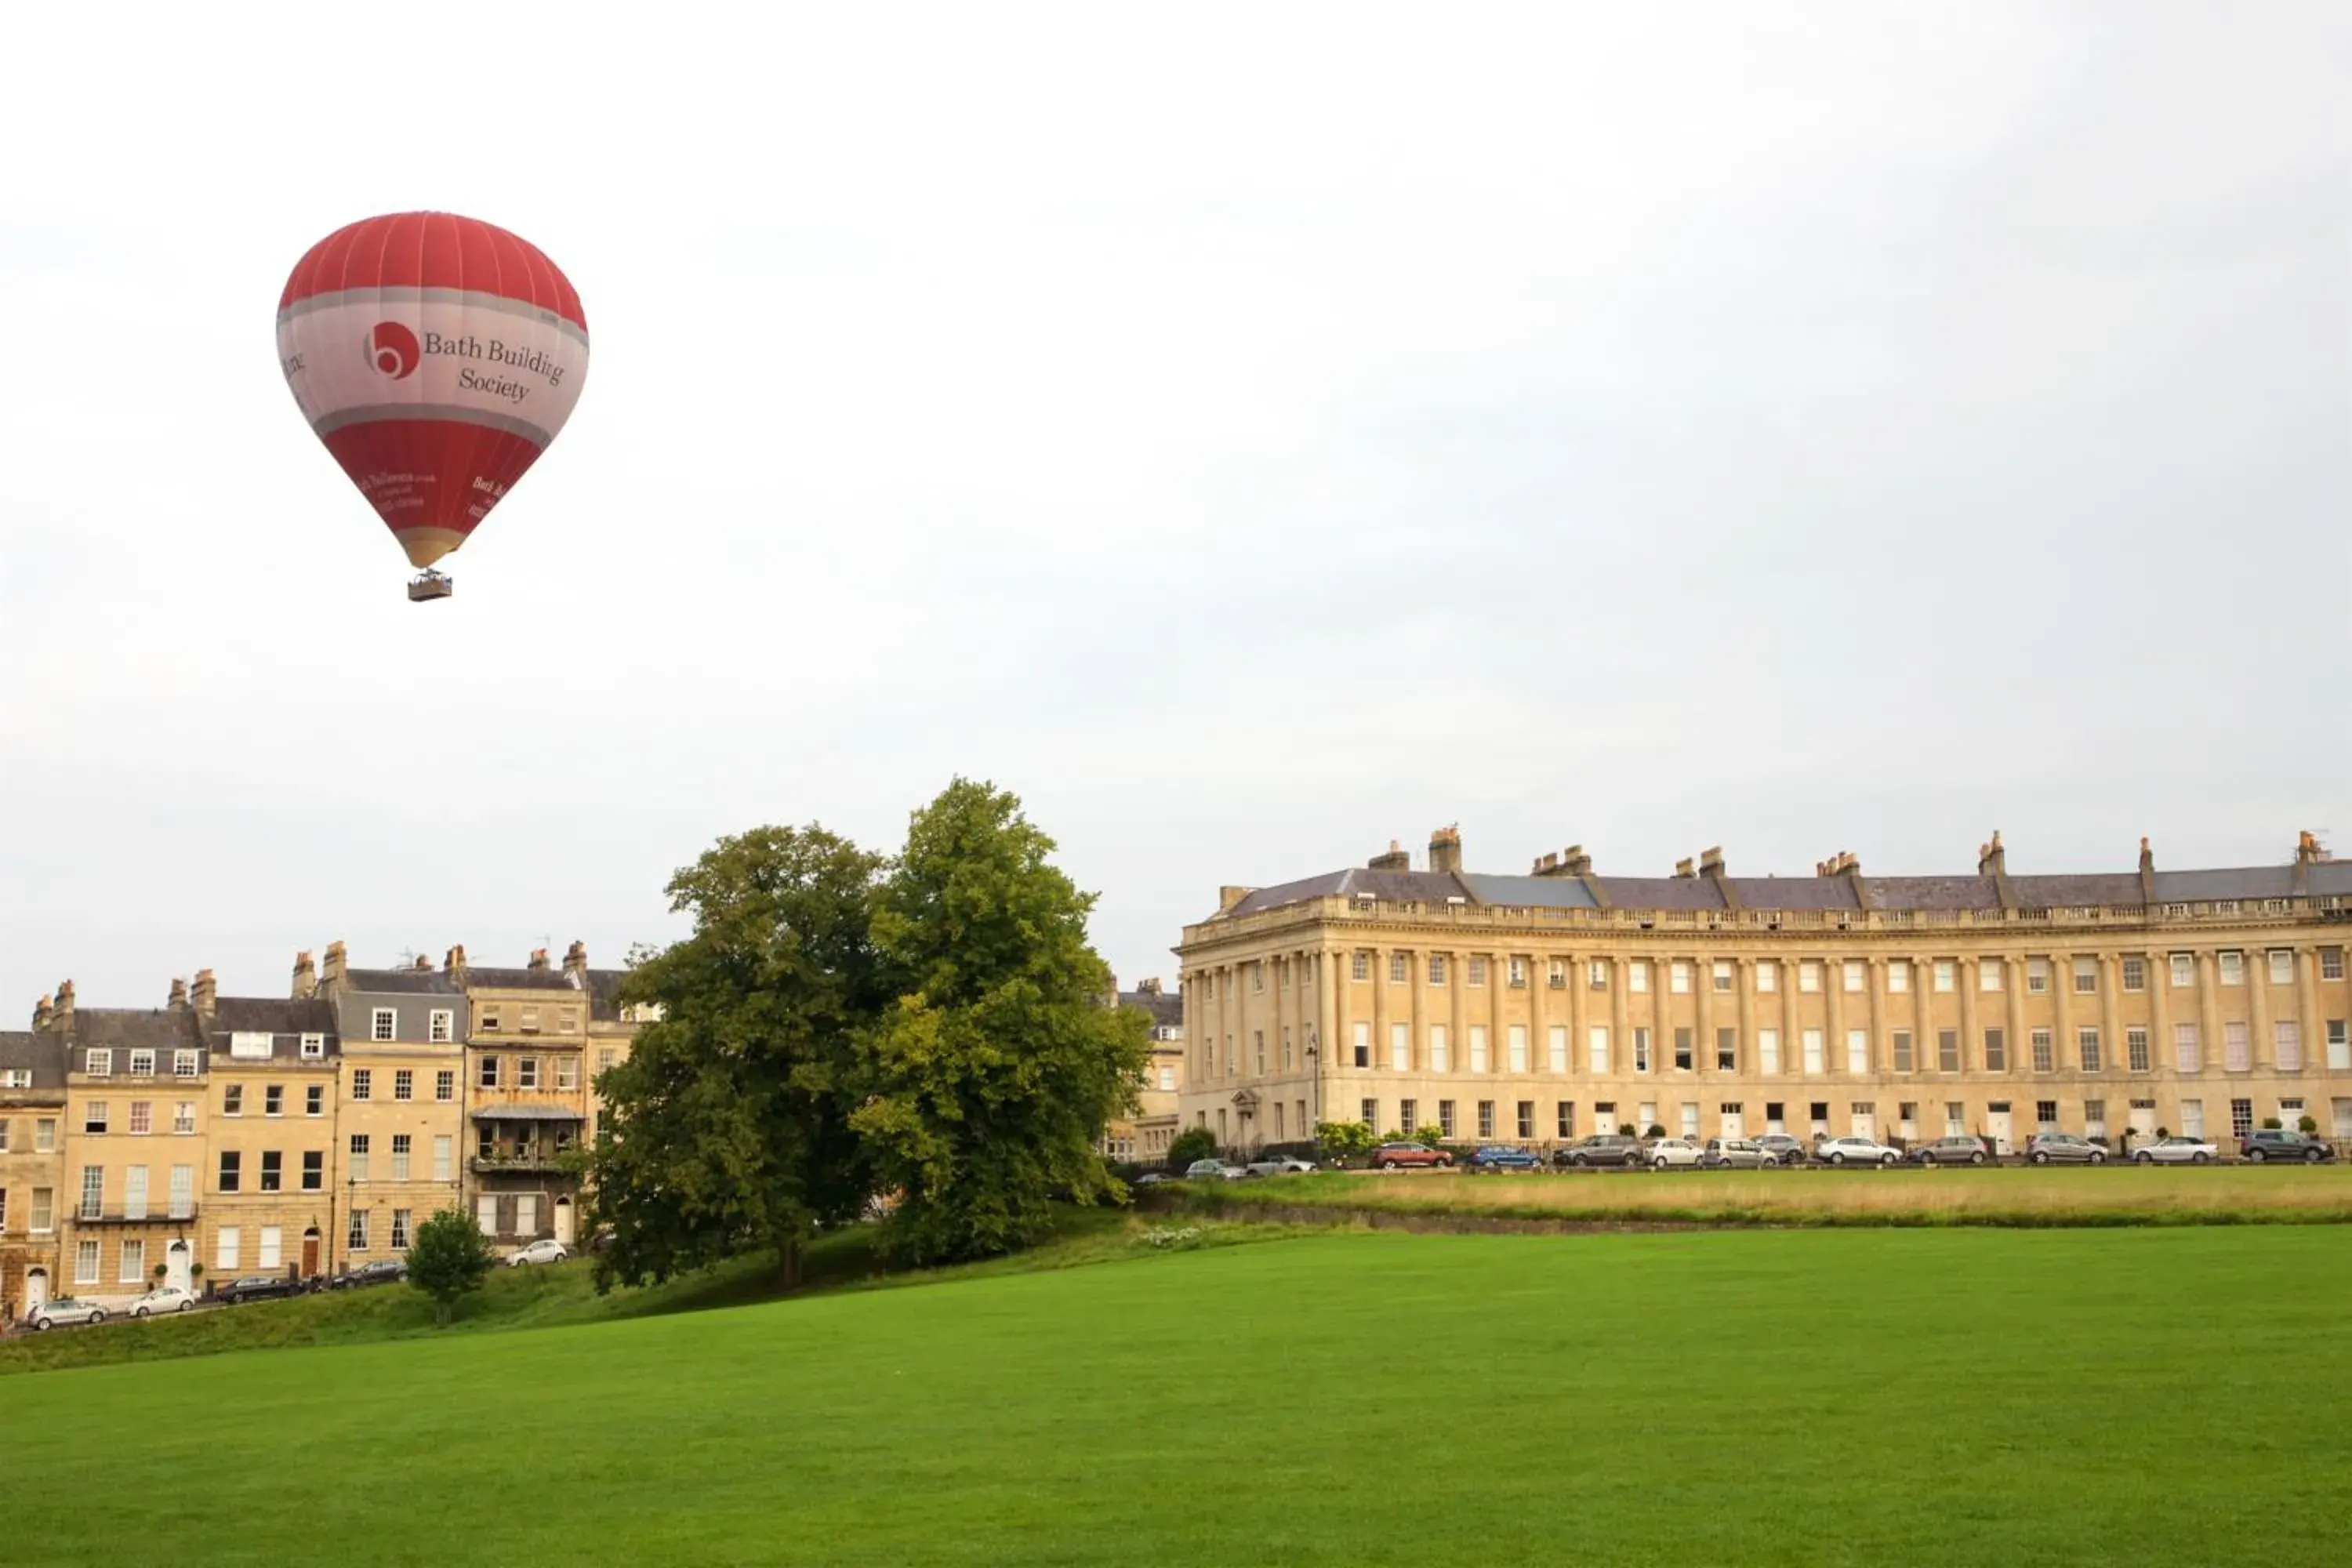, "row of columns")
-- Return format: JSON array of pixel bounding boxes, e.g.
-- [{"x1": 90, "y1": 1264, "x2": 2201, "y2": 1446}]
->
[{"x1": 1186, "y1": 943, "x2": 2342, "y2": 1086}]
